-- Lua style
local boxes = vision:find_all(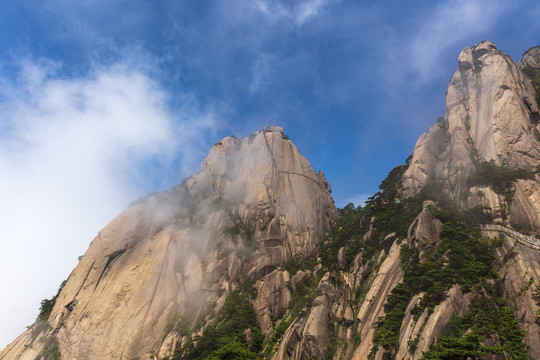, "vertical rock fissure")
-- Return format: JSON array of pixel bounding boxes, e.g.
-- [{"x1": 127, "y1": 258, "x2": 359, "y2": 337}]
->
[
  {"x1": 93, "y1": 248, "x2": 127, "y2": 292},
  {"x1": 70, "y1": 260, "x2": 95, "y2": 305},
  {"x1": 263, "y1": 131, "x2": 279, "y2": 171}
]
